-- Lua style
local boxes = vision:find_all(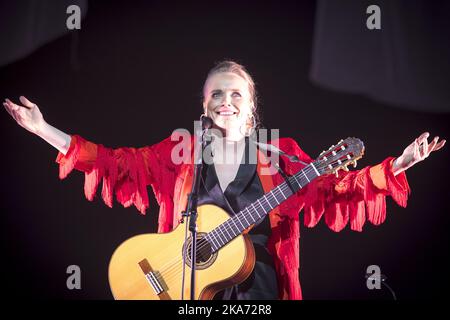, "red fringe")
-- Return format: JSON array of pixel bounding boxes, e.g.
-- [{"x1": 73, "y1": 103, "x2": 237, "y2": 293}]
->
[
  {"x1": 302, "y1": 157, "x2": 410, "y2": 232},
  {"x1": 57, "y1": 135, "x2": 80, "y2": 179},
  {"x1": 55, "y1": 136, "x2": 410, "y2": 300},
  {"x1": 57, "y1": 135, "x2": 149, "y2": 215}
]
